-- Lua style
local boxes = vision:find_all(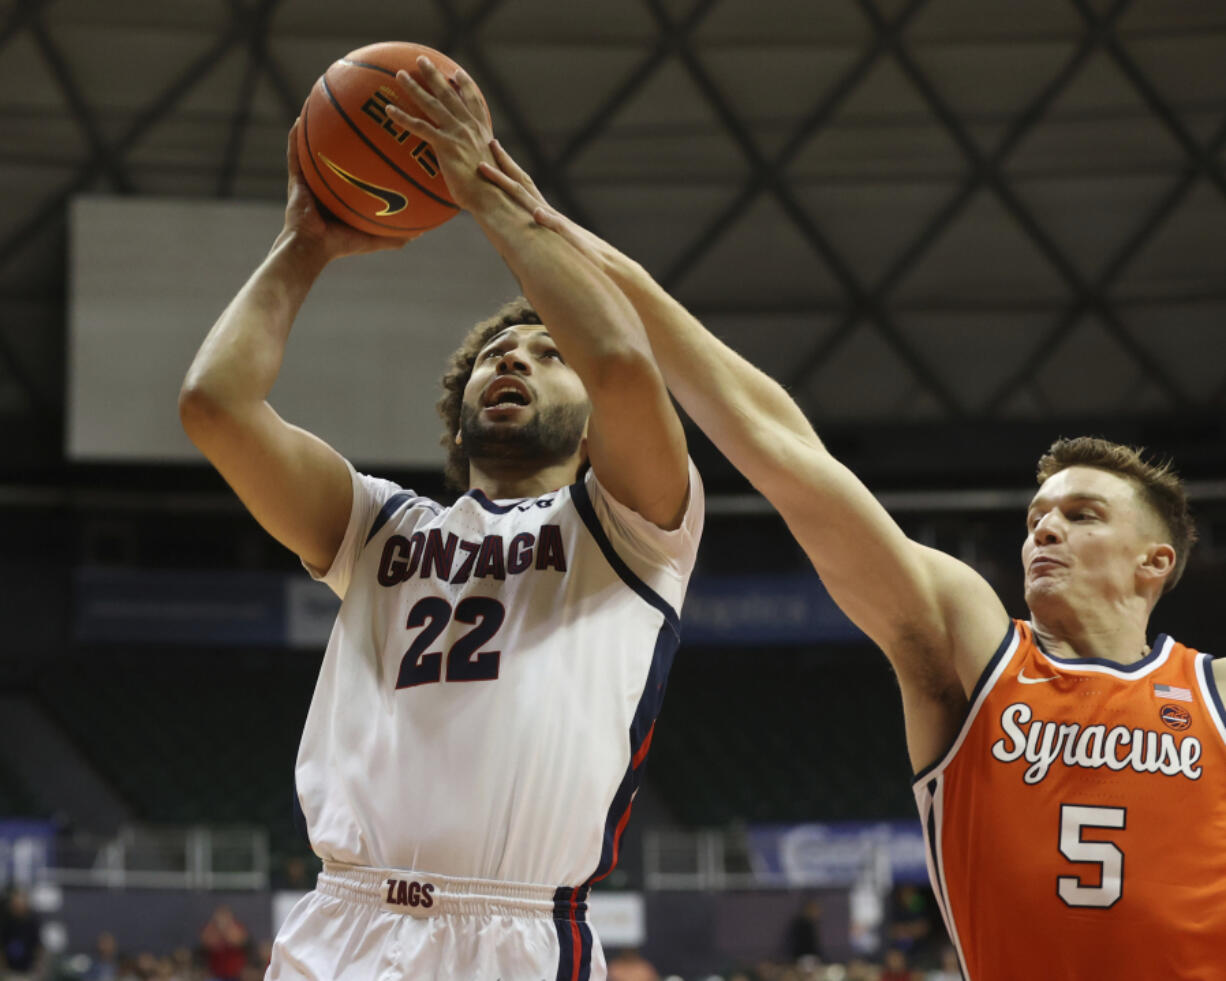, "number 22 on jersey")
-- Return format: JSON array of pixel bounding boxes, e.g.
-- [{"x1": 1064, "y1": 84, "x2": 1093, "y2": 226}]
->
[{"x1": 396, "y1": 596, "x2": 506, "y2": 689}]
